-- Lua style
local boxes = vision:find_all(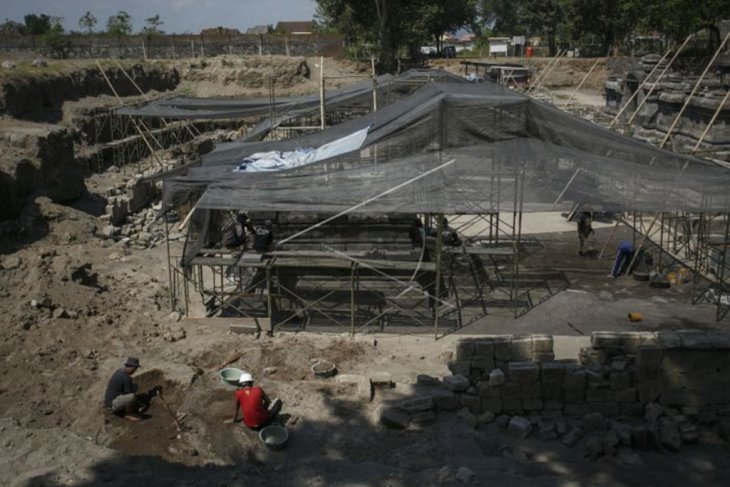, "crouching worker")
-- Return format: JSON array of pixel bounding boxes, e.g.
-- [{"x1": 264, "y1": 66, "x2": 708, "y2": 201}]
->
[
  {"x1": 226, "y1": 372, "x2": 282, "y2": 430},
  {"x1": 103, "y1": 357, "x2": 161, "y2": 421}
]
